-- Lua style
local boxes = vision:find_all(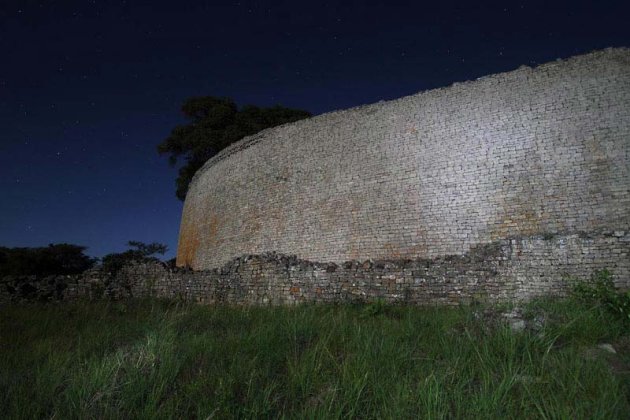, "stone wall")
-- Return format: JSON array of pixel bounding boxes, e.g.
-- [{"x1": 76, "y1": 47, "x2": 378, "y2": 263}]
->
[
  {"x1": 3, "y1": 231, "x2": 628, "y2": 305},
  {"x1": 4, "y1": 50, "x2": 627, "y2": 307},
  {"x1": 178, "y1": 48, "x2": 630, "y2": 273}
]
